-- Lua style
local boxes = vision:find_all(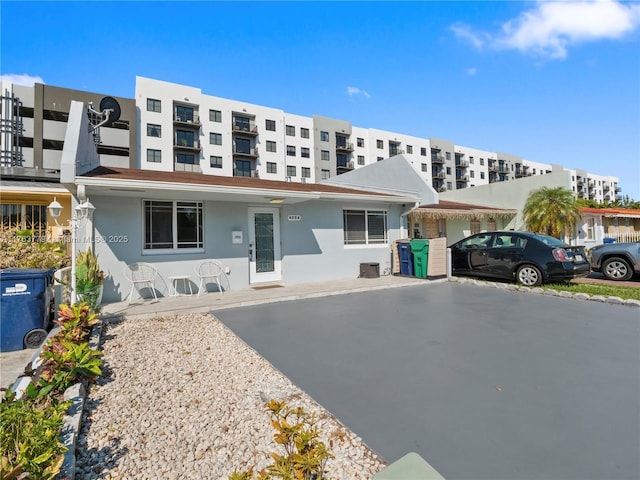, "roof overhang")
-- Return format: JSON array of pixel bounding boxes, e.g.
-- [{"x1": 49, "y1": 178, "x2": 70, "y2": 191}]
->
[
  {"x1": 75, "y1": 176, "x2": 417, "y2": 206},
  {"x1": 411, "y1": 206, "x2": 518, "y2": 220}
]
